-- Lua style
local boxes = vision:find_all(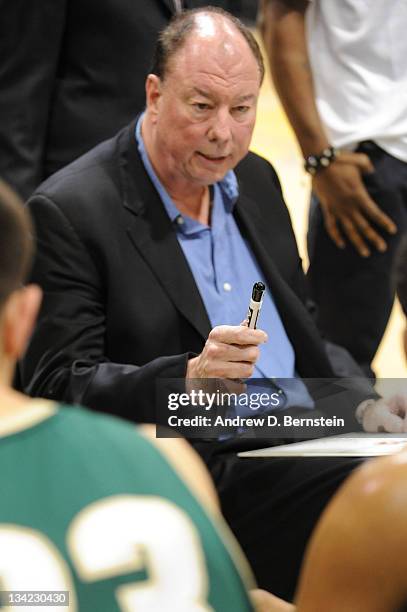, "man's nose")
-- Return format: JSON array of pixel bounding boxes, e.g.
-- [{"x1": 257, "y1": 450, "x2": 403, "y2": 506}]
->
[{"x1": 207, "y1": 109, "x2": 232, "y2": 144}]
